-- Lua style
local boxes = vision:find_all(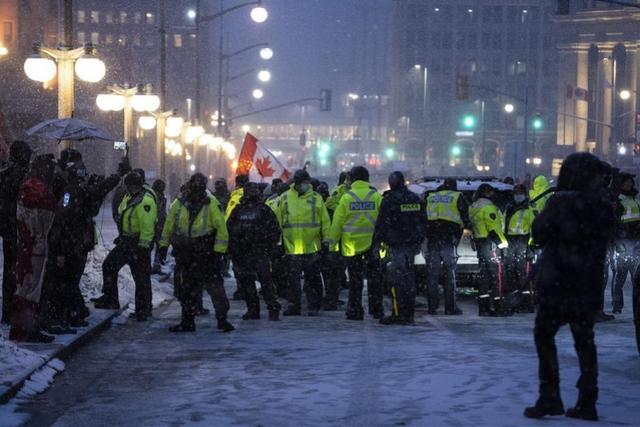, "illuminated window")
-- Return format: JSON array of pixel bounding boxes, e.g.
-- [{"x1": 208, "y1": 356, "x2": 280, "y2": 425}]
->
[
  {"x1": 91, "y1": 32, "x2": 99, "y2": 44},
  {"x1": 146, "y1": 12, "x2": 155, "y2": 24},
  {"x1": 77, "y1": 10, "x2": 85, "y2": 23},
  {"x1": 118, "y1": 34, "x2": 127, "y2": 46},
  {"x1": 77, "y1": 31, "x2": 86, "y2": 44},
  {"x1": 105, "y1": 34, "x2": 114, "y2": 45},
  {"x1": 134, "y1": 12, "x2": 142, "y2": 24},
  {"x1": 91, "y1": 11, "x2": 99, "y2": 24},
  {"x1": 174, "y1": 34, "x2": 183, "y2": 47},
  {"x1": 120, "y1": 12, "x2": 127, "y2": 24},
  {"x1": 105, "y1": 12, "x2": 113, "y2": 24}
]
